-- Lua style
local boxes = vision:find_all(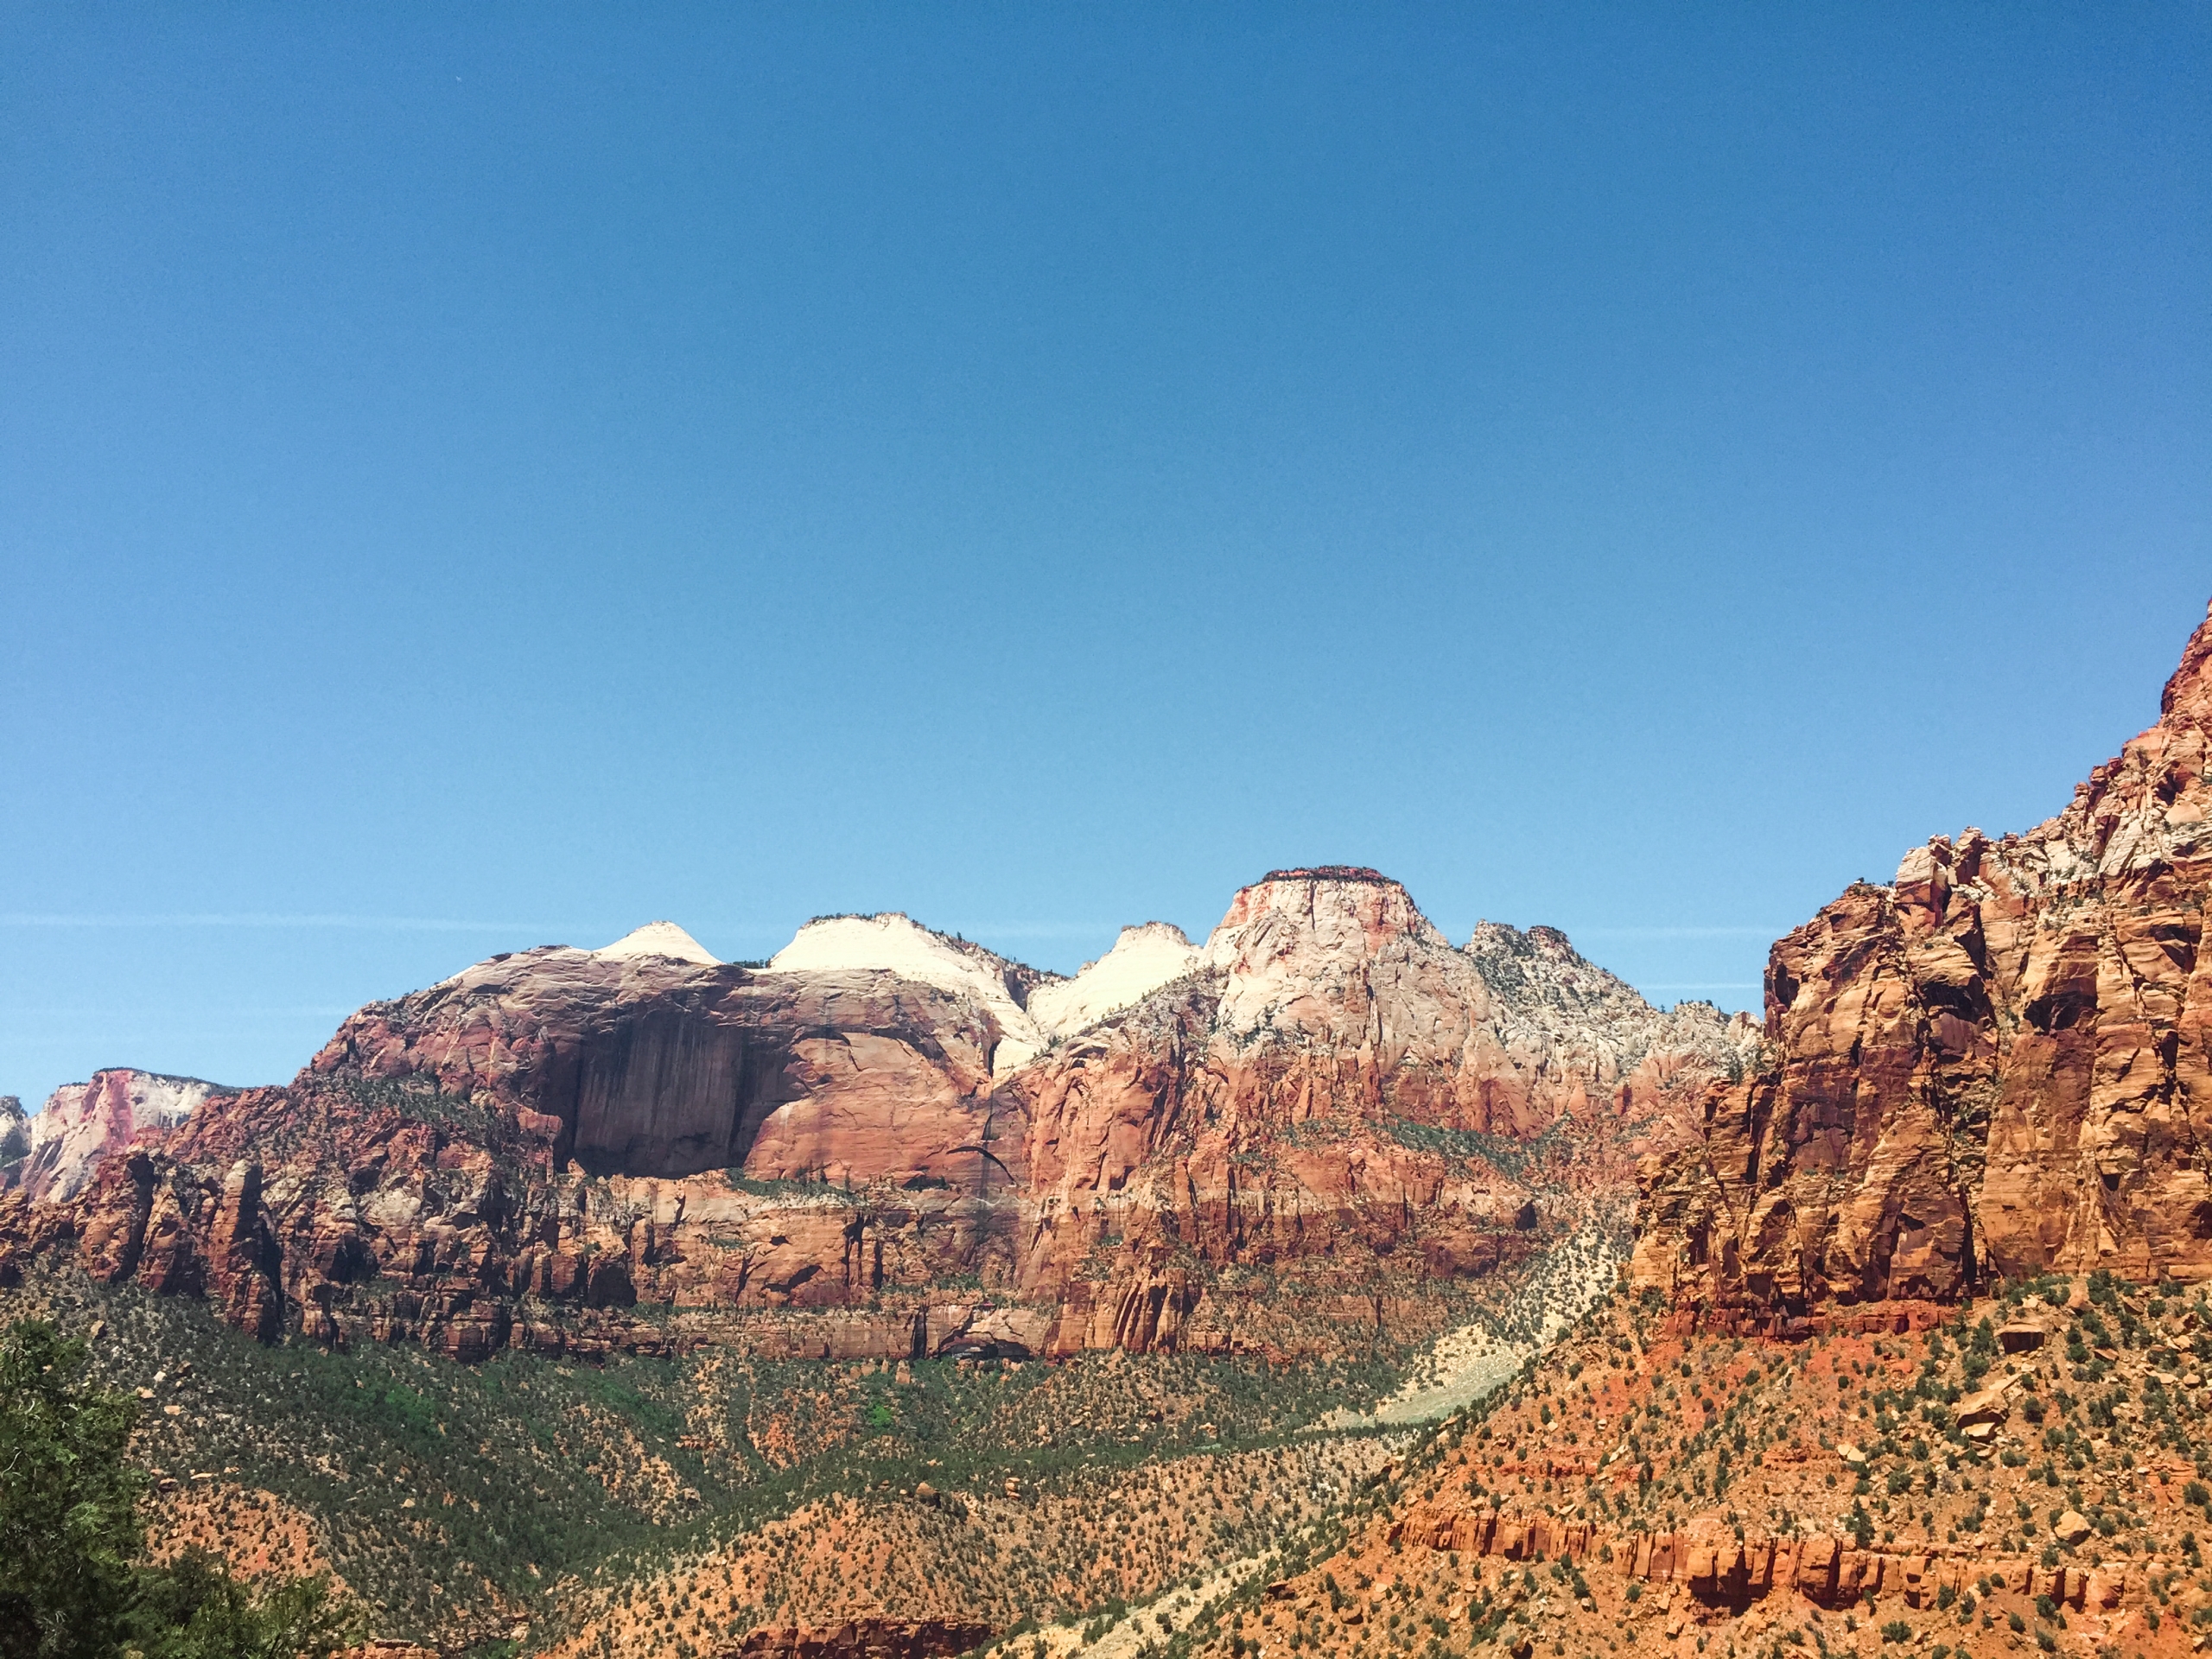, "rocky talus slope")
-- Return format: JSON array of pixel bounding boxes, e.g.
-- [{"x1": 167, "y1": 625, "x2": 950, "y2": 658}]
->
[
  {"x1": 0, "y1": 879, "x2": 1751, "y2": 1363},
  {"x1": 1636, "y1": 598, "x2": 2212, "y2": 1323}
]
